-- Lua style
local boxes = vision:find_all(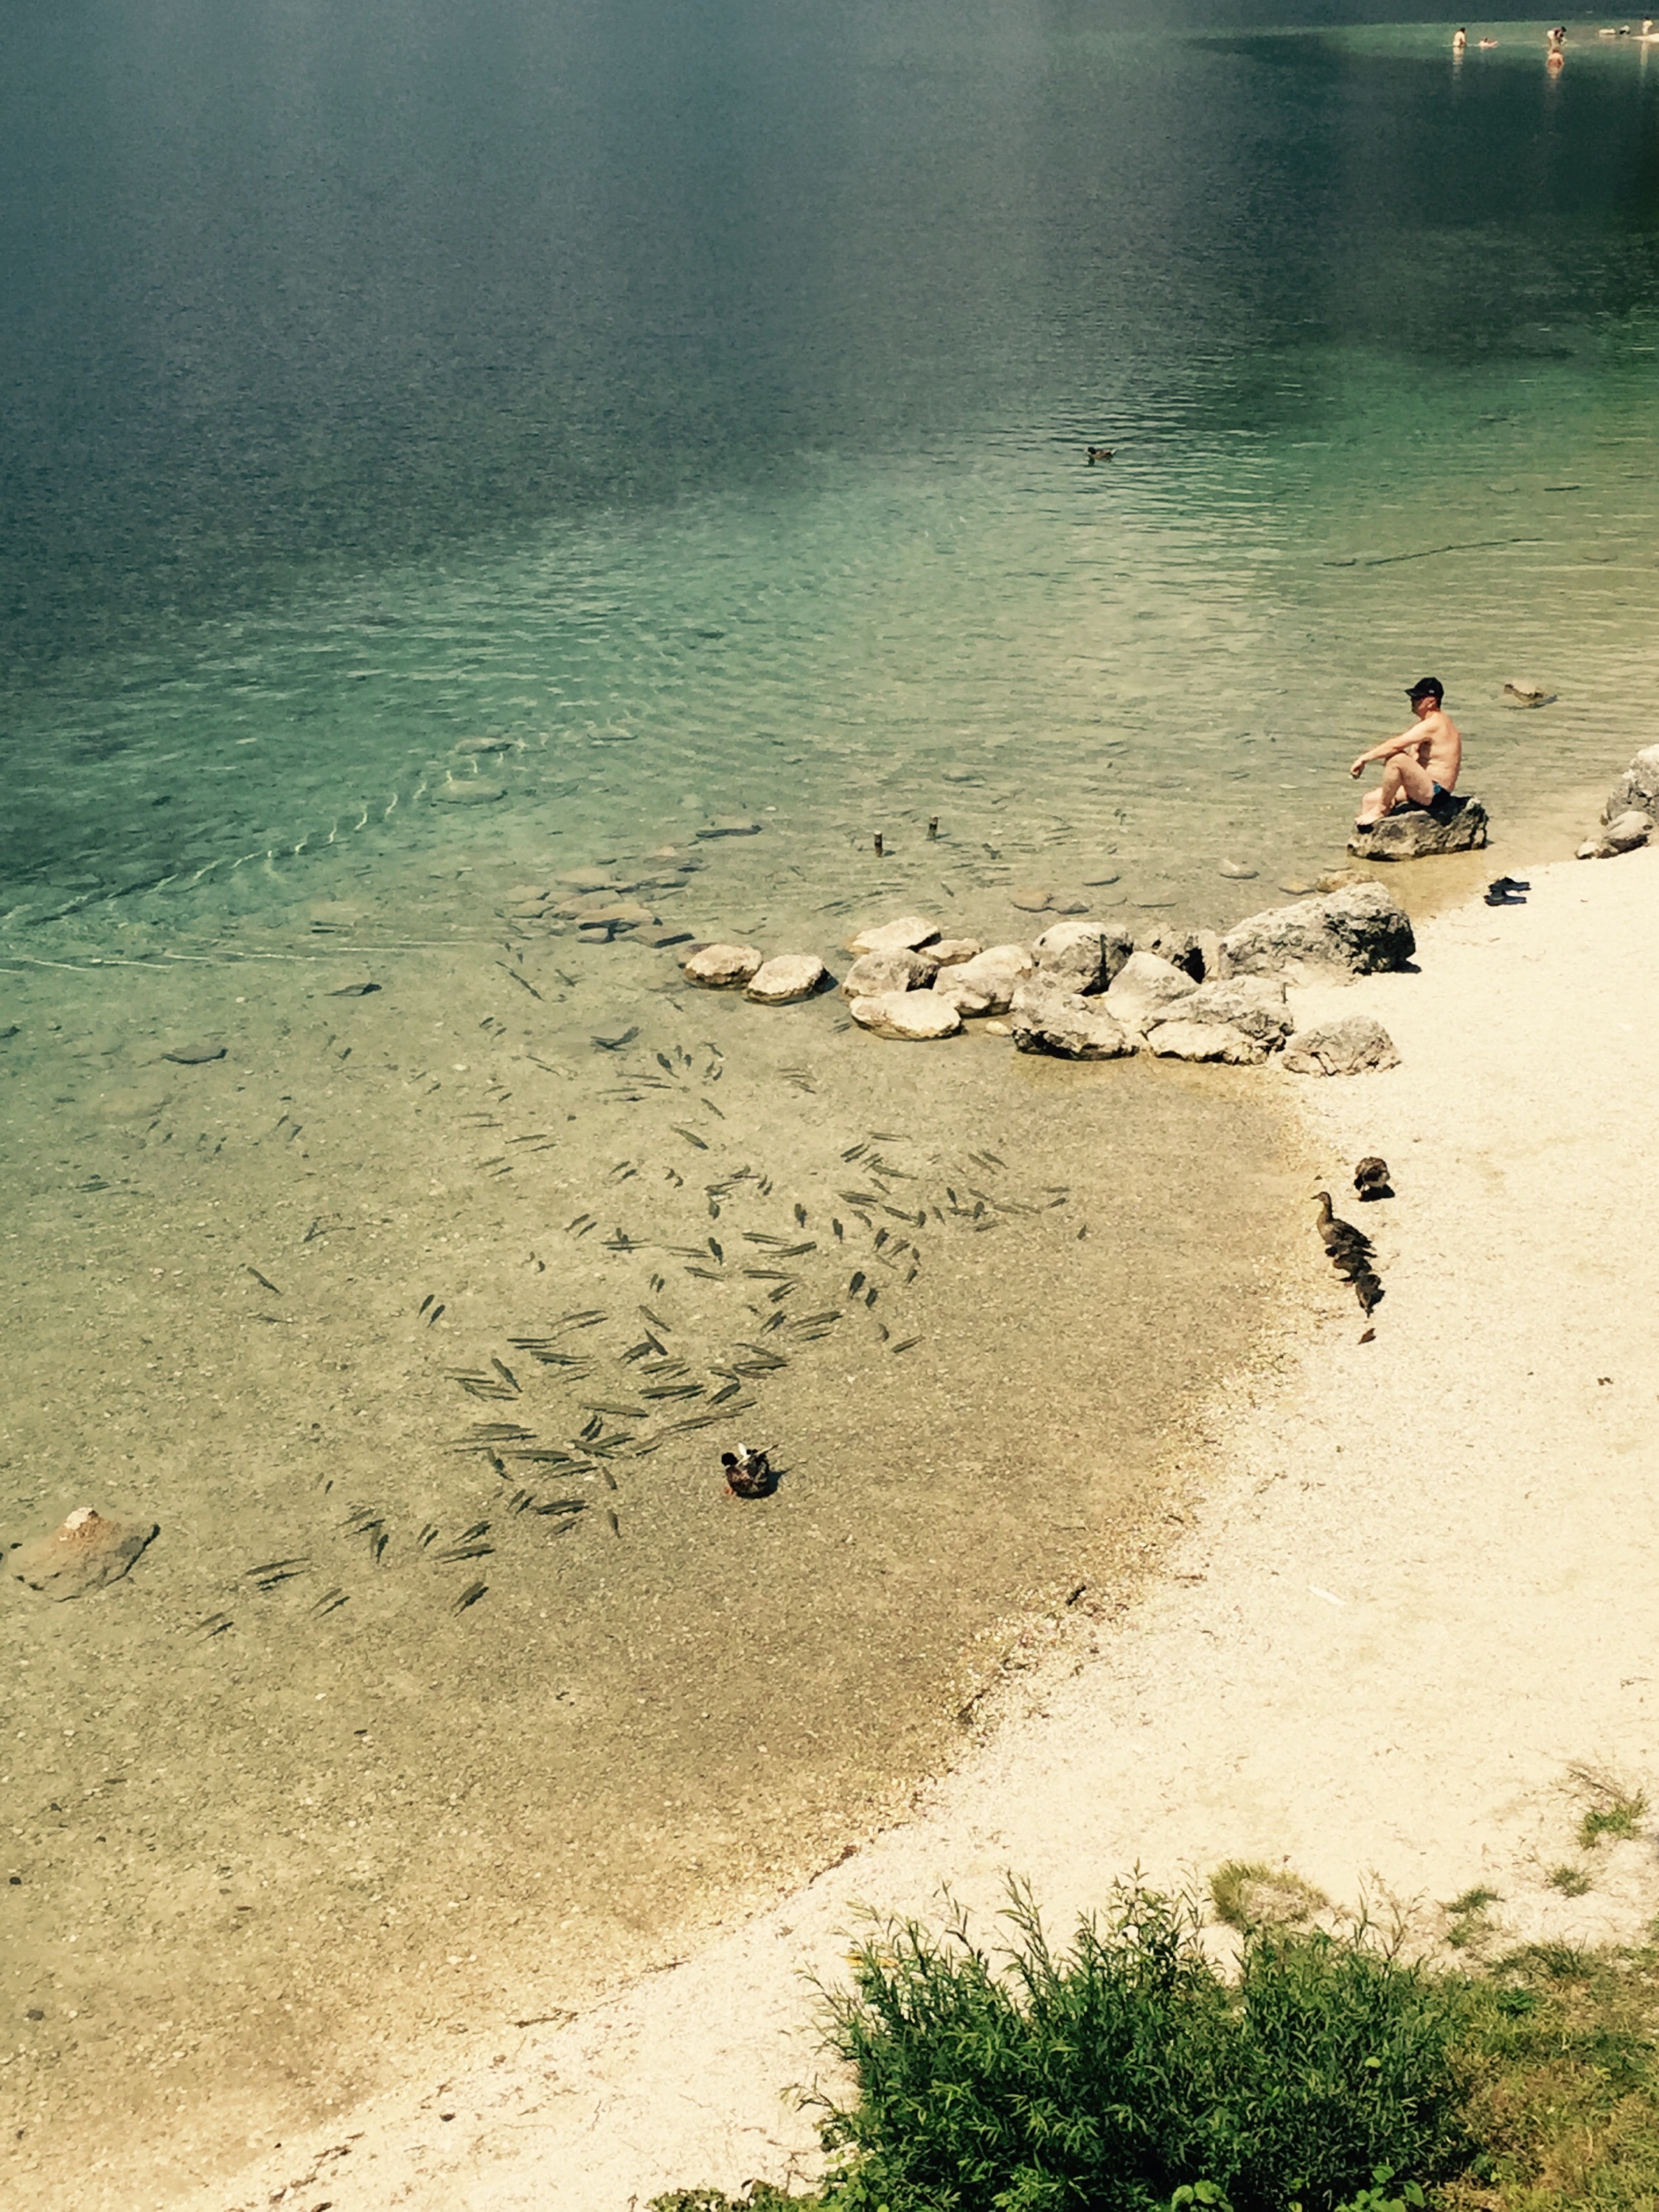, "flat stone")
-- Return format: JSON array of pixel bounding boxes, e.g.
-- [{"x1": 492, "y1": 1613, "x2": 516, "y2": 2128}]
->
[
  {"x1": 847, "y1": 917, "x2": 940, "y2": 956},
  {"x1": 680, "y1": 942, "x2": 765, "y2": 988},
  {"x1": 1220, "y1": 883, "x2": 1415, "y2": 979},
  {"x1": 1009, "y1": 979, "x2": 1137, "y2": 1060},
  {"x1": 97, "y1": 1089, "x2": 169, "y2": 1119},
  {"x1": 329, "y1": 981, "x2": 381, "y2": 998},
  {"x1": 560, "y1": 867, "x2": 623, "y2": 889},
  {"x1": 1578, "y1": 809, "x2": 1654, "y2": 860},
  {"x1": 161, "y1": 1043, "x2": 226, "y2": 1065},
  {"x1": 1349, "y1": 795, "x2": 1489, "y2": 861},
  {"x1": 8, "y1": 1506, "x2": 159, "y2": 1600},
  {"x1": 695, "y1": 819, "x2": 763, "y2": 839},
  {"x1": 307, "y1": 902, "x2": 364, "y2": 929},
  {"x1": 643, "y1": 928, "x2": 695, "y2": 950},
  {"x1": 582, "y1": 902, "x2": 657, "y2": 928},
  {"x1": 505, "y1": 885, "x2": 552, "y2": 904},
  {"x1": 1102, "y1": 950, "x2": 1198, "y2": 1029},
  {"x1": 1144, "y1": 1018, "x2": 1265, "y2": 1065},
  {"x1": 932, "y1": 943, "x2": 1034, "y2": 1015},
  {"x1": 1009, "y1": 886, "x2": 1055, "y2": 913},
  {"x1": 1033, "y1": 919, "x2": 1135, "y2": 995},
  {"x1": 1282, "y1": 1015, "x2": 1401, "y2": 1077},
  {"x1": 745, "y1": 954, "x2": 827, "y2": 1004},
  {"x1": 1218, "y1": 860, "x2": 1258, "y2": 879},
  {"x1": 434, "y1": 779, "x2": 507, "y2": 804},
  {"x1": 928, "y1": 938, "x2": 981, "y2": 967},
  {"x1": 841, "y1": 949, "x2": 933, "y2": 1000},
  {"x1": 1176, "y1": 976, "x2": 1292, "y2": 1047},
  {"x1": 849, "y1": 990, "x2": 962, "y2": 1041}
]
